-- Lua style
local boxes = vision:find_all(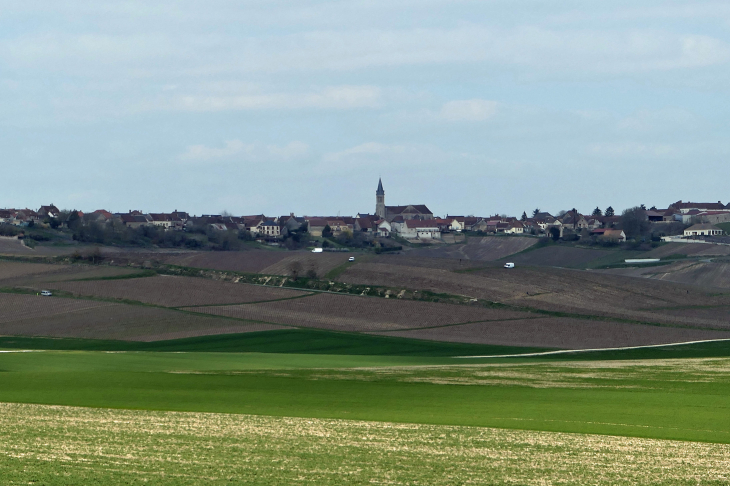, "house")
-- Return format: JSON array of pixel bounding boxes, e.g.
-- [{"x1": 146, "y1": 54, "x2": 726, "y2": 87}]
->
[
  {"x1": 149, "y1": 213, "x2": 180, "y2": 230},
  {"x1": 280, "y1": 214, "x2": 307, "y2": 234},
  {"x1": 375, "y1": 220, "x2": 391, "y2": 237},
  {"x1": 700, "y1": 211, "x2": 730, "y2": 225},
  {"x1": 304, "y1": 217, "x2": 328, "y2": 237},
  {"x1": 88, "y1": 210, "x2": 114, "y2": 224},
  {"x1": 471, "y1": 219, "x2": 490, "y2": 232},
  {"x1": 684, "y1": 224, "x2": 723, "y2": 237},
  {"x1": 559, "y1": 212, "x2": 589, "y2": 229},
  {"x1": 504, "y1": 221, "x2": 524, "y2": 234},
  {"x1": 354, "y1": 215, "x2": 379, "y2": 234},
  {"x1": 399, "y1": 219, "x2": 441, "y2": 239},
  {"x1": 120, "y1": 214, "x2": 151, "y2": 228},
  {"x1": 258, "y1": 220, "x2": 281, "y2": 237},
  {"x1": 670, "y1": 200, "x2": 726, "y2": 214},
  {"x1": 38, "y1": 204, "x2": 60, "y2": 219}
]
